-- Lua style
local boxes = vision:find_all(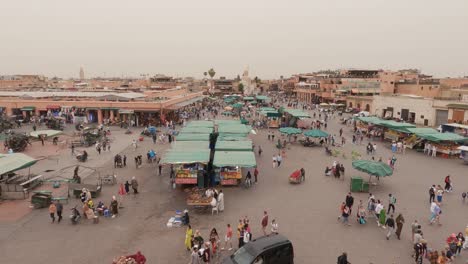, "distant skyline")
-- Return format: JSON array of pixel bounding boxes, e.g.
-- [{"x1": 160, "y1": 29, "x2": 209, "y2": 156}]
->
[{"x1": 1, "y1": 0, "x2": 467, "y2": 79}]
